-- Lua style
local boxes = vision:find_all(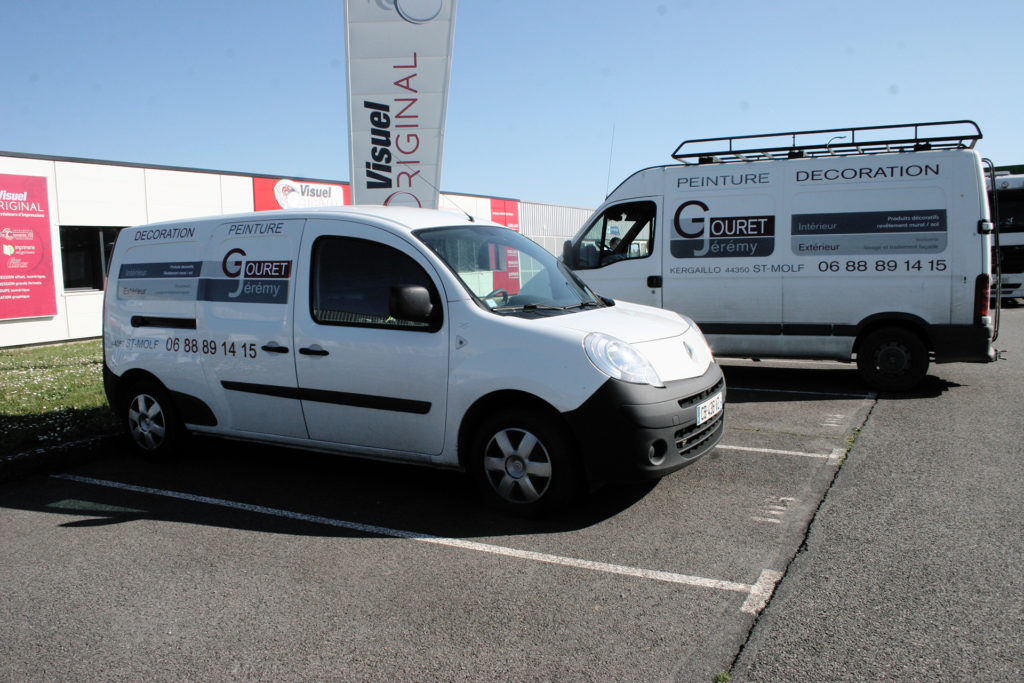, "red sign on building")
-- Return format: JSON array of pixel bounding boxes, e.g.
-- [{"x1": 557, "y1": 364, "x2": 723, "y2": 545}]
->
[
  {"x1": 0, "y1": 174, "x2": 56, "y2": 320},
  {"x1": 253, "y1": 177, "x2": 350, "y2": 211}
]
